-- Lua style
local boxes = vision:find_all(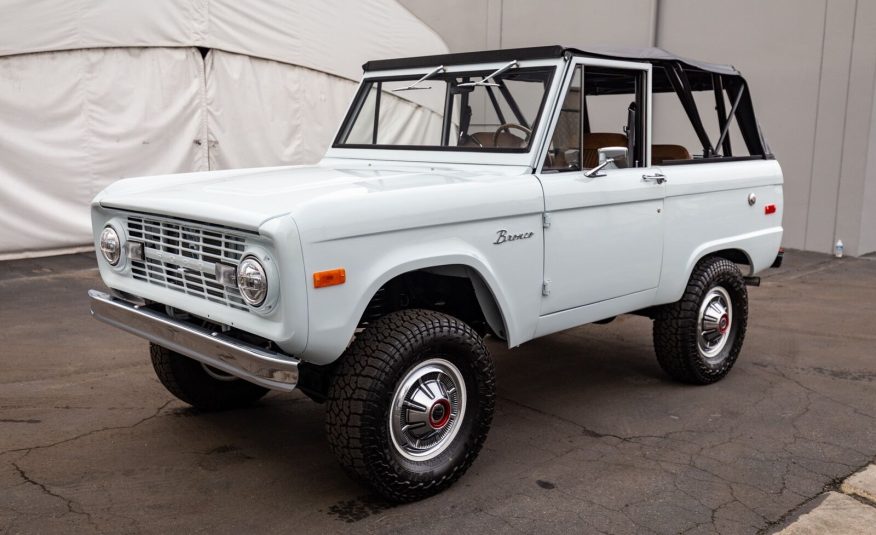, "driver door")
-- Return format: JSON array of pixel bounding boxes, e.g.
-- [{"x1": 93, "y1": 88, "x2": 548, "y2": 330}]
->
[{"x1": 538, "y1": 59, "x2": 665, "y2": 315}]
